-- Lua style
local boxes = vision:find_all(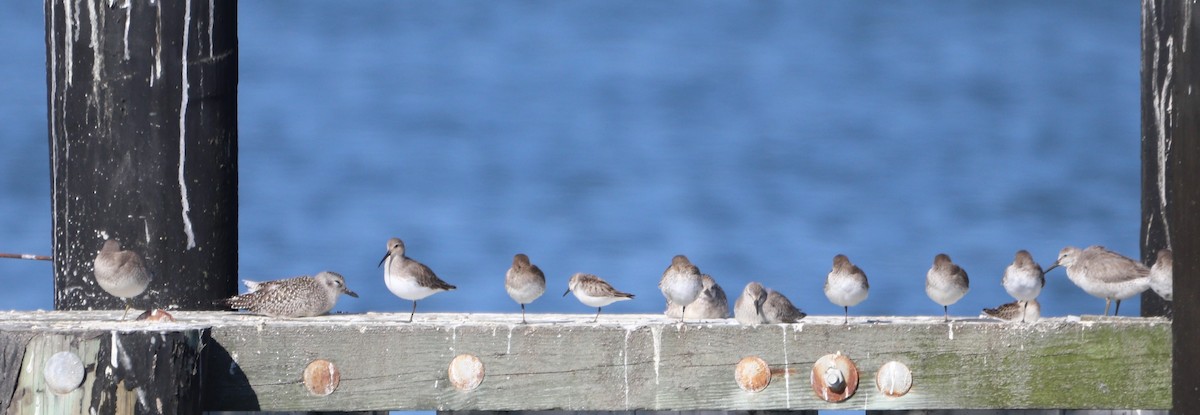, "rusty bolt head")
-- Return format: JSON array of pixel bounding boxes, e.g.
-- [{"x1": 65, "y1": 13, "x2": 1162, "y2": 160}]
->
[
  {"x1": 734, "y1": 356, "x2": 771, "y2": 393},
  {"x1": 135, "y1": 309, "x2": 176, "y2": 322},
  {"x1": 303, "y1": 359, "x2": 341, "y2": 396},
  {"x1": 876, "y1": 361, "x2": 913, "y2": 398},
  {"x1": 810, "y1": 352, "x2": 859, "y2": 403},
  {"x1": 44, "y1": 351, "x2": 85, "y2": 395},
  {"x1": 448, "y1": 354, "x2": 485, "y2": 391}
]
